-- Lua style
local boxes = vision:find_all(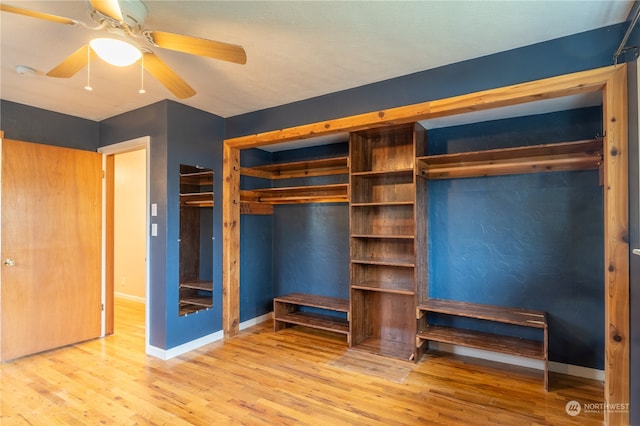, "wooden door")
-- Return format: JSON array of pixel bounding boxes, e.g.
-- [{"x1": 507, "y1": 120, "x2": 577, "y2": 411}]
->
[{"x1": 0, "y1": 138, "x2": 103, "y2": 361}]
